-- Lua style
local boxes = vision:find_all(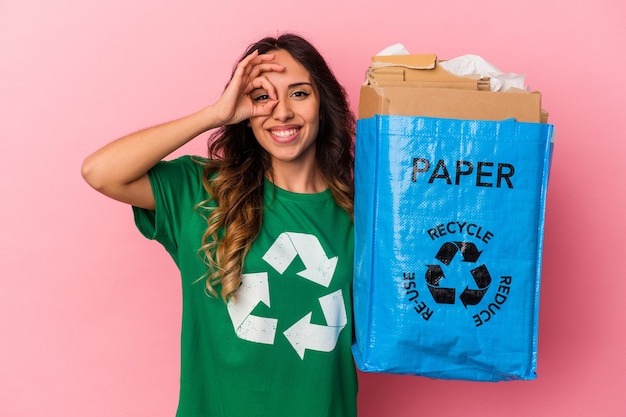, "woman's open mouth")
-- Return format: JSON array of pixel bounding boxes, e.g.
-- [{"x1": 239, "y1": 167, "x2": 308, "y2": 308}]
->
[{"x1": 269, "y1": 127, "x2": 300, "y2": 143}]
